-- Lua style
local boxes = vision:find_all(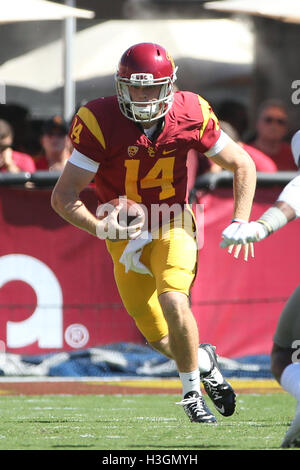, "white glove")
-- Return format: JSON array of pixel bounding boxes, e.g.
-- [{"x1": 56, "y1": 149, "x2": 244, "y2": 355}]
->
[
  {"x1": 220, "y1": 221, "x2": 246, "y2": 247},
  {"x1": 236, "y1": 221, "x2": 269, "y2": 243},
  {"x1": 221, "y1": 221, "x2": 268, "y2": 246},
  {"x1": 220, "y1": 221, "x2": 255, "y2": 261}
]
